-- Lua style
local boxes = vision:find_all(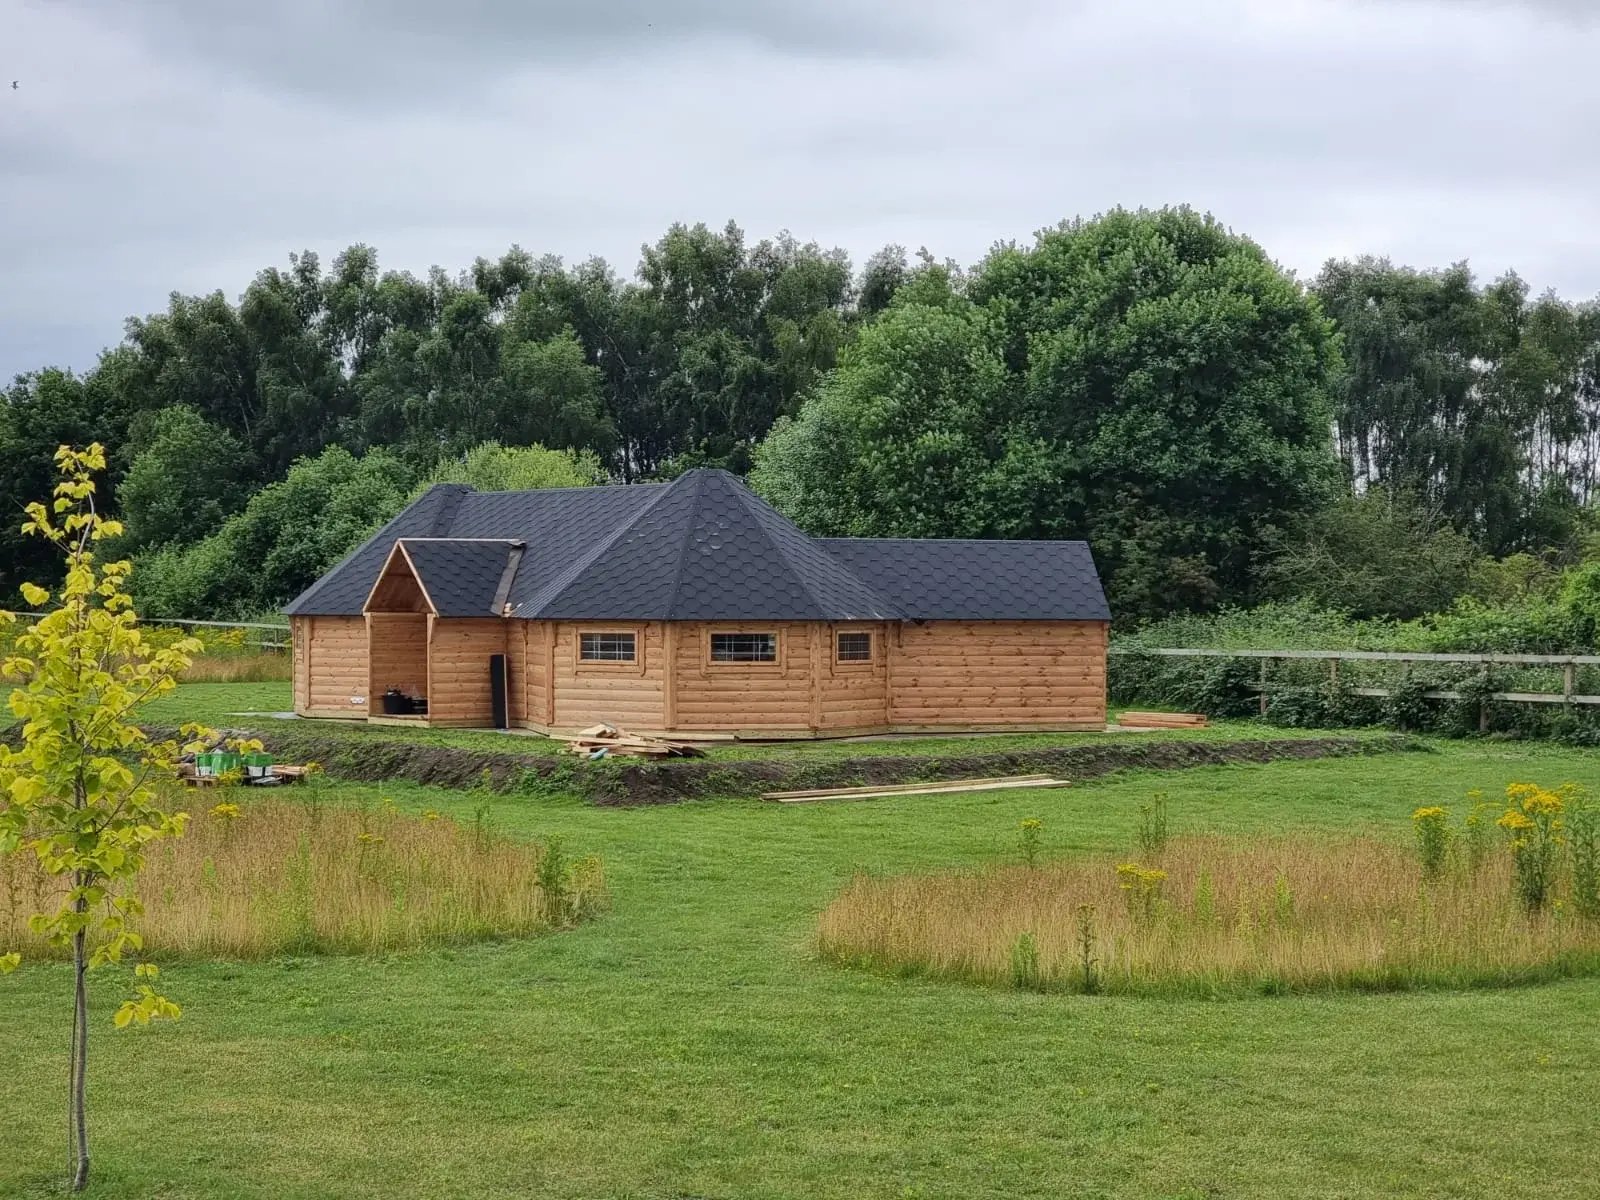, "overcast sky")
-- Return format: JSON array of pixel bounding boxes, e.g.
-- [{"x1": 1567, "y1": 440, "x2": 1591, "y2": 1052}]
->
[{"x1": 2, "y1": 0, "x2": 1597, "y2": 382}]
